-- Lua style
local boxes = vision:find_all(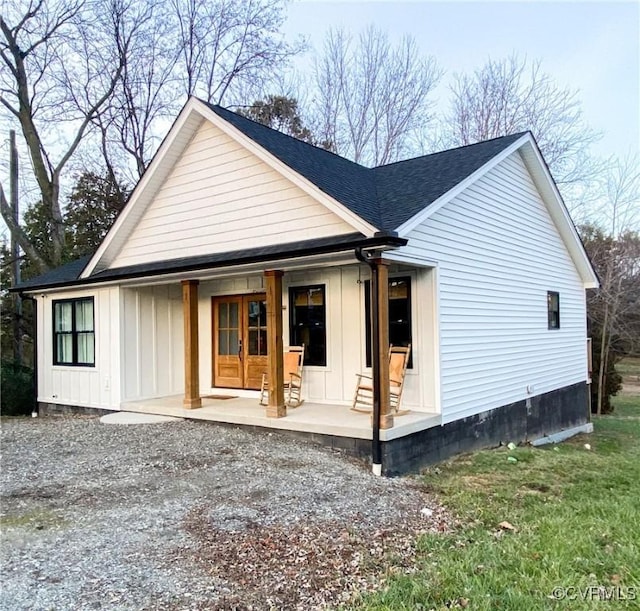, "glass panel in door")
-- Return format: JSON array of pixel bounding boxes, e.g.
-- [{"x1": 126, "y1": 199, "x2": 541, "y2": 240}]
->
[
  {"x1": 244, "y1": 296, "x2": 268, "y2": 389},
  {"x1": 213, "y1": 297, "x2": 243, "y2": 388}
]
